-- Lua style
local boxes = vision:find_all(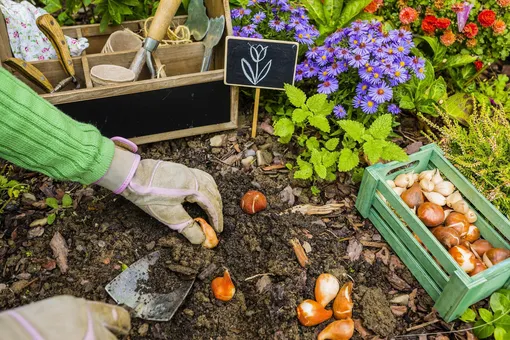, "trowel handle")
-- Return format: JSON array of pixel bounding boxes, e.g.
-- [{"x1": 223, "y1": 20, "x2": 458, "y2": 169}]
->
[
  {"x1": 4, "y1": 58, "x2": 54, "y2": 93},
  {"x1": 148, "y1": 0, "x2": 182, "y2": 42}
]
